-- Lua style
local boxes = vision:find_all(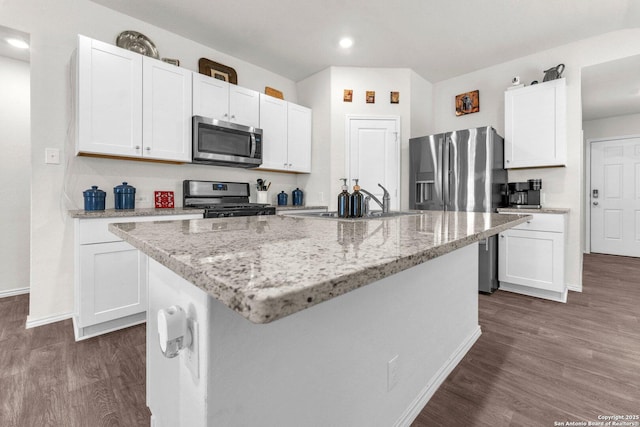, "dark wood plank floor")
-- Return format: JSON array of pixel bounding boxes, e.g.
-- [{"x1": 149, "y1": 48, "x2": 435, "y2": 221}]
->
[
  {"x1": 1, "y1": 253, "x2": 638, "y2": 426},
  {"x1": 0, "y1": 295, "x2": 149, "y2": 427},
  {"x1": 414, "y1": 253, "x2": 640, "y2": 426}
]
